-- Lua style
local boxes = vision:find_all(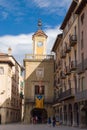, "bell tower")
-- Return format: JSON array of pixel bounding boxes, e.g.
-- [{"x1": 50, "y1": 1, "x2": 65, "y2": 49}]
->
[
  {"x1": 32, "y1": 20, "x2": 48, "y2": 58},
  {"x1": 24, "y1": 20, "x2": 54, "y2": 124}
]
